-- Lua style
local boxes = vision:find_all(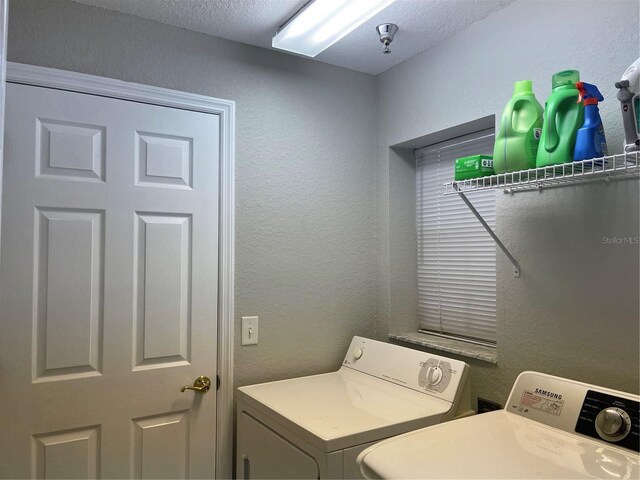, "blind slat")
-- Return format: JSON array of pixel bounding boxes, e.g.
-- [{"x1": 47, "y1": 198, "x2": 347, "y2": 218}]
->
[{"x1": 415, "y1": 129, "x2": 497, "y2": 343}]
